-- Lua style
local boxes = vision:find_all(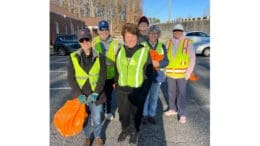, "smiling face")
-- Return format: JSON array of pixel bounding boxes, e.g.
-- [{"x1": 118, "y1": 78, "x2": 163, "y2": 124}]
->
[
  {"x1": 98, "y1": 28, "x2": 109, "y2": 41},
  {"x1": 121, "y1": 23, "x2": 139, "y2": 49},
  {"x1": 79, "y1": 38, "x2": 92, "y2": 52},
  {"x1": 138, "y1": 22, "x2": 149, "y2": 35},
  {"x1": 148, "y1": 30, "x2": 159, "y2": 43},
  {"x1": 173, "y1": 30, "x2": 184, "y2": 39},
  {"x1": 124, "y1": 32, "x2": 138, "y2": 48}
]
